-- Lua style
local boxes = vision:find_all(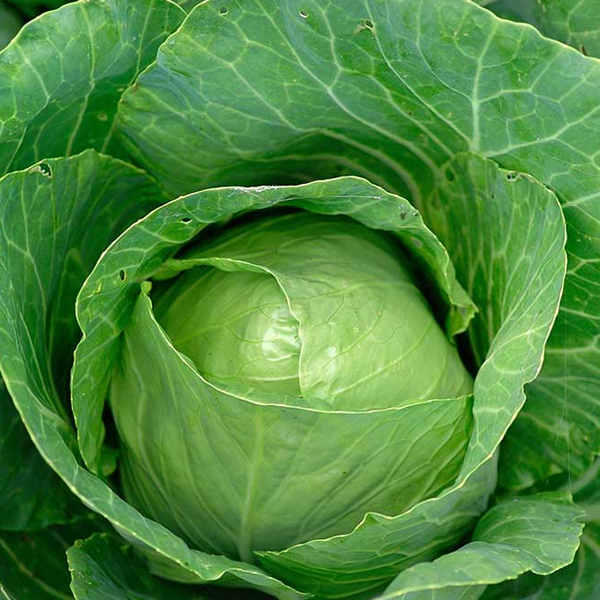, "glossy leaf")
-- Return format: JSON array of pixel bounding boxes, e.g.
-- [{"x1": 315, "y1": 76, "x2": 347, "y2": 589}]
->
[{"x1": 0, "y1": 0, "x2": 591, "y2": 598}]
